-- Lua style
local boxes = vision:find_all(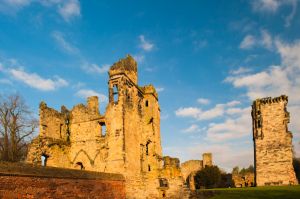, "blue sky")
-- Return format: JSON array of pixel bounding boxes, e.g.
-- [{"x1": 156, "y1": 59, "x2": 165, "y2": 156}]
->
[{"x1": 0, "y1": 0, "x2": 300, "y2": 171}]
